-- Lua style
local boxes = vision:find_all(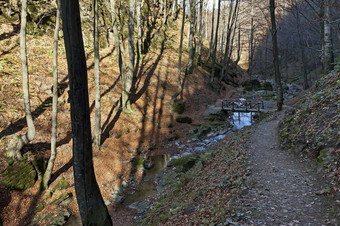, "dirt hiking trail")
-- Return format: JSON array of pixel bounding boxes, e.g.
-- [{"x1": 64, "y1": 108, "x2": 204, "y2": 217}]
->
[{"x1": 234, "y1": 112, "x2": 340, "y2": 225}]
